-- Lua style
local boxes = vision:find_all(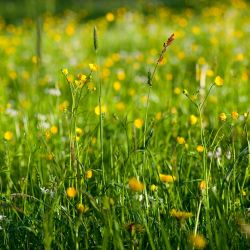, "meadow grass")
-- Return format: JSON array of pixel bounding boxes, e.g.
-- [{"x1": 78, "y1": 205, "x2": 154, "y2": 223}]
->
[{"x1": 0, "y1": 1, "x2": 250, "y2": 249}]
